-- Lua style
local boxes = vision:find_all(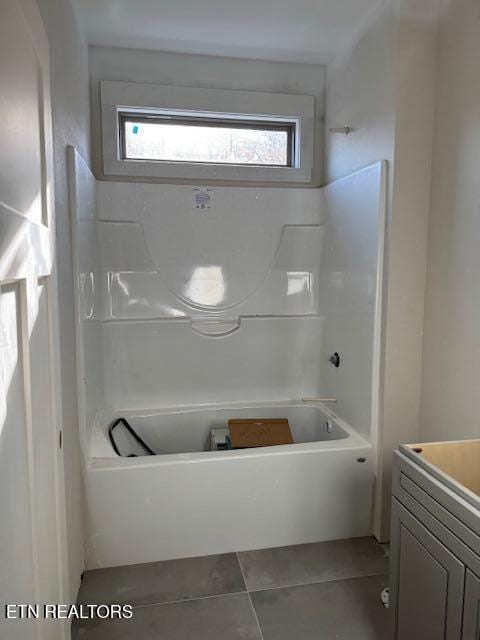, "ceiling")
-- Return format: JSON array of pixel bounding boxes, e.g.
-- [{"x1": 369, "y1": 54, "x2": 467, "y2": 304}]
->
[{"x1": 73, "y1": 0, "x2": 382, "y2": 65}]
